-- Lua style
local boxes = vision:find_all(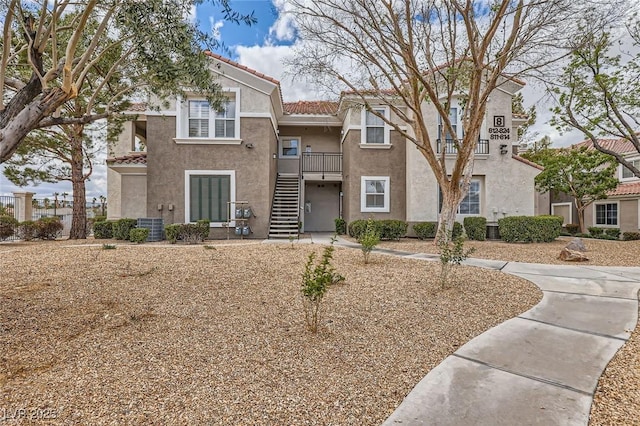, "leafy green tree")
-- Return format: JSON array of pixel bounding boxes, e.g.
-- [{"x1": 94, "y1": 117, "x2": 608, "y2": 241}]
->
[
  {"x1": 533, "y1": 147, "x2": 618, "y2": 233},
  {"x1": 520, "y1": 135, "x2": 553, "y2": 165},
  {"x1": 551, "y1": 20, "x2": 640, "y2": 178},
  {"x1": 0, "y1": 1, "x2": 256, "y2": 163},
  {"x1": 0, "y1": 3, "x2": 255, "y2": 238}
]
